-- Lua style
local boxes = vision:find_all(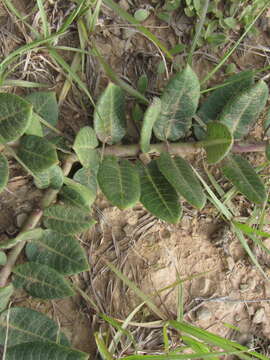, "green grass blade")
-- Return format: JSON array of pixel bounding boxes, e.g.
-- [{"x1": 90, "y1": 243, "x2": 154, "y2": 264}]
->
[
  {"x1": 103, "y1": 0, "x2": 172, "y2": 60},
  {"x1": 187, "y1": 0, "x2": 209, "y2": 65},
  {"x1": 2, "y1": 79, "x2": 49, "y2": 88},
  {"x1": 201, "y1": 4, "x2": 268, "y2": 85},
  {"x1": 103, "y1": 259, "x2": 167, "y2": 320},
  {"x1": 94, "y1": 333, "x2": 114, "y2": 360},
  {"x1": 36, "y1": 0, "x2": 50, "y2": 37}
]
